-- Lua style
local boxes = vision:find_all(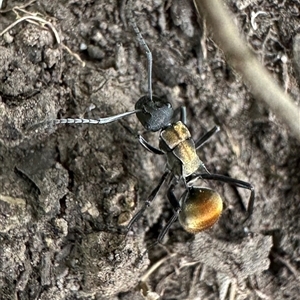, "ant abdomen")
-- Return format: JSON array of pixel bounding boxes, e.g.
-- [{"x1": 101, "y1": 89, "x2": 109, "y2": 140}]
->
[{"x1": 179, "y1": 187, "x2": 223, "y2": 234}]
